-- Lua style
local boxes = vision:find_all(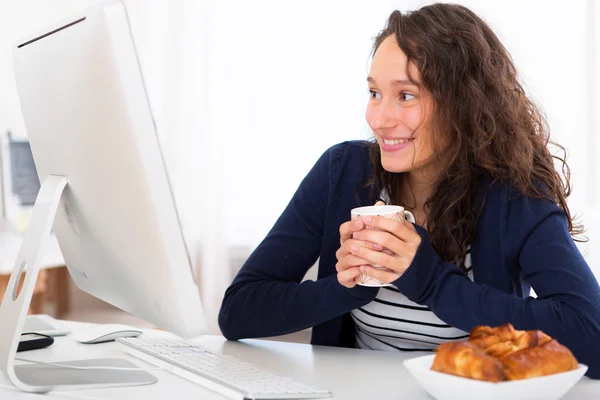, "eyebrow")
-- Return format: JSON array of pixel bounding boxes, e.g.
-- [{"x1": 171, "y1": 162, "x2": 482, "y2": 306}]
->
[{"x1": 367, "y1": 76, "x2": 420, "y2": 87}]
